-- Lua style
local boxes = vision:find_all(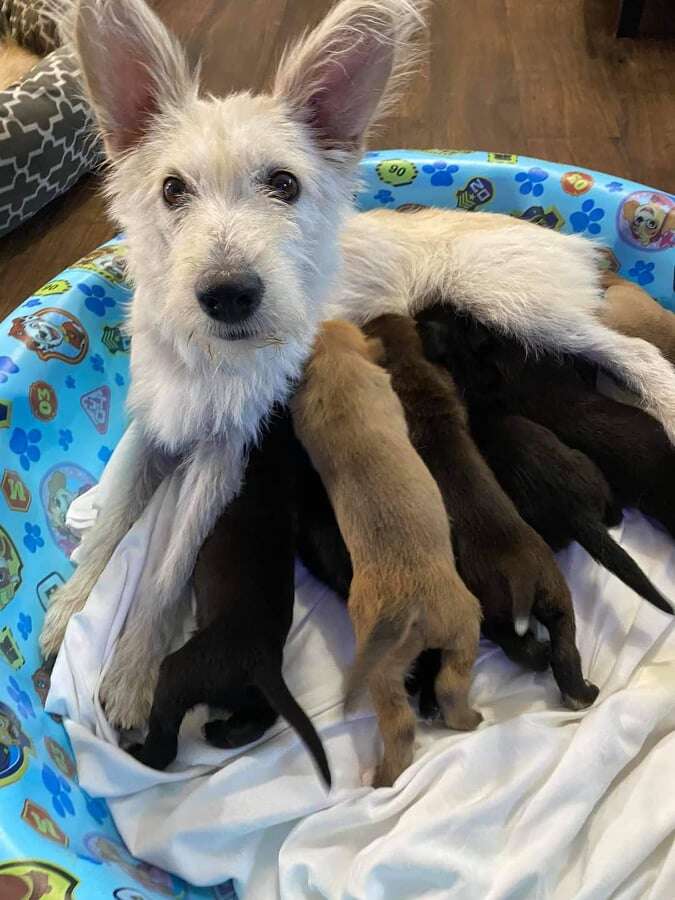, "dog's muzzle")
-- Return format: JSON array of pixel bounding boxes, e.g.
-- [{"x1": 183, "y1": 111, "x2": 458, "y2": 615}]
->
[{"x1": 196, "y1": 270, "x2": 264, "y2": 327}]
